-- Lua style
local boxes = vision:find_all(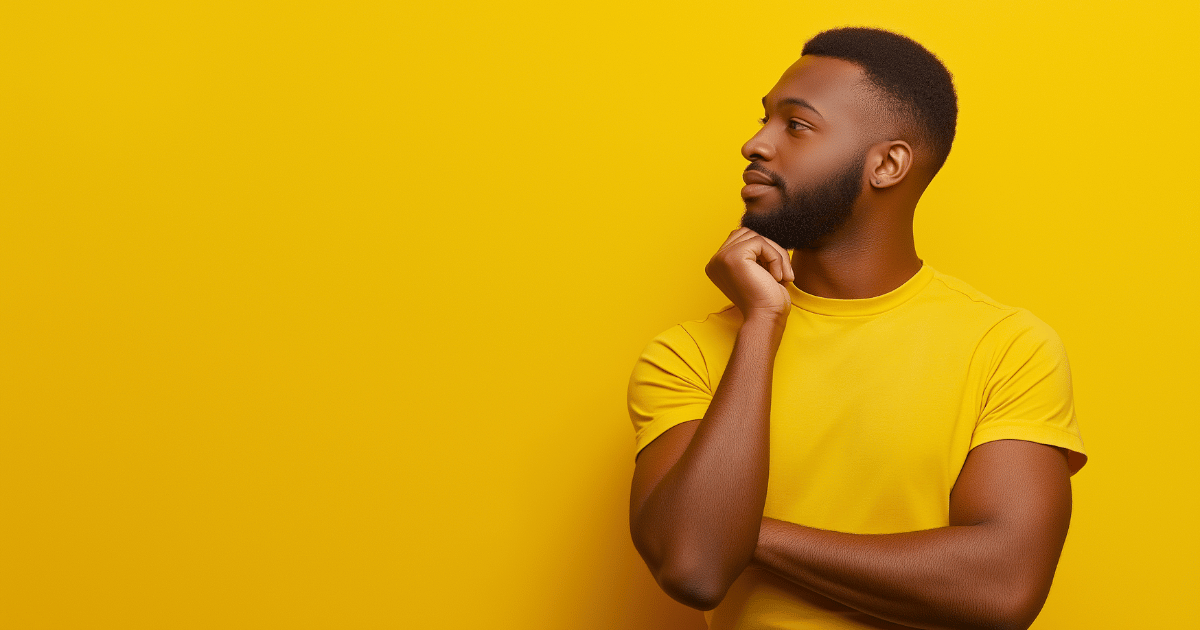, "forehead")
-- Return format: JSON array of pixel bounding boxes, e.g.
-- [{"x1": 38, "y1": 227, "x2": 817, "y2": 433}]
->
[{"x1": 765, "y1": 55, "x2": 874, "y2": 127}]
